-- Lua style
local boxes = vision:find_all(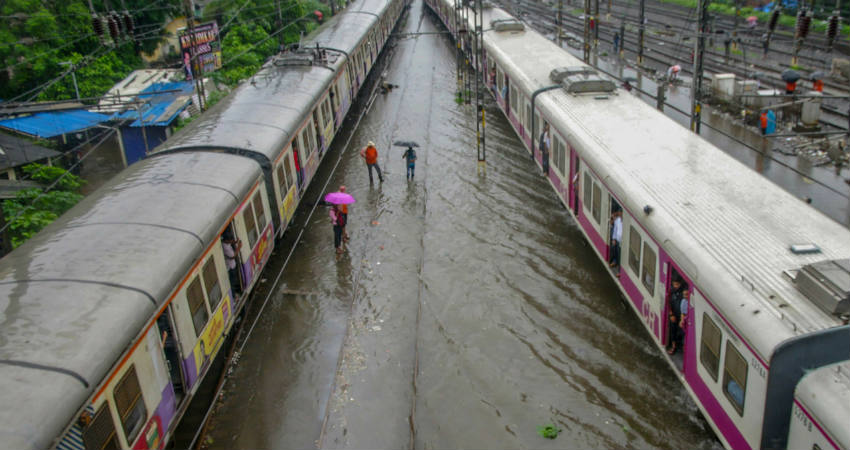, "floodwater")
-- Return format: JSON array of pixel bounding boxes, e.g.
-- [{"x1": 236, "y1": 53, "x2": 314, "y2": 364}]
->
[{"x1": 204, "y1": 2, "x2": 722, "y2": 449}]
